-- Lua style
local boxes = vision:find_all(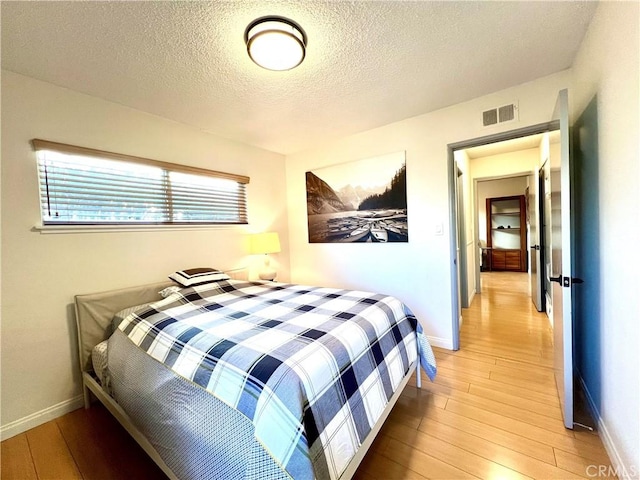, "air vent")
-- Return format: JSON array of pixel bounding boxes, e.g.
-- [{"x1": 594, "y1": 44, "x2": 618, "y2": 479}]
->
[
  {"x1": 483, "y1": 109, "x2": 498, "y2": 126},
  {"x1": 482, "y1": 102, "x2": 519, "y2": 127},
  {"x1": 499, "y1": 104, "x2": 515, "y2": 122}
]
